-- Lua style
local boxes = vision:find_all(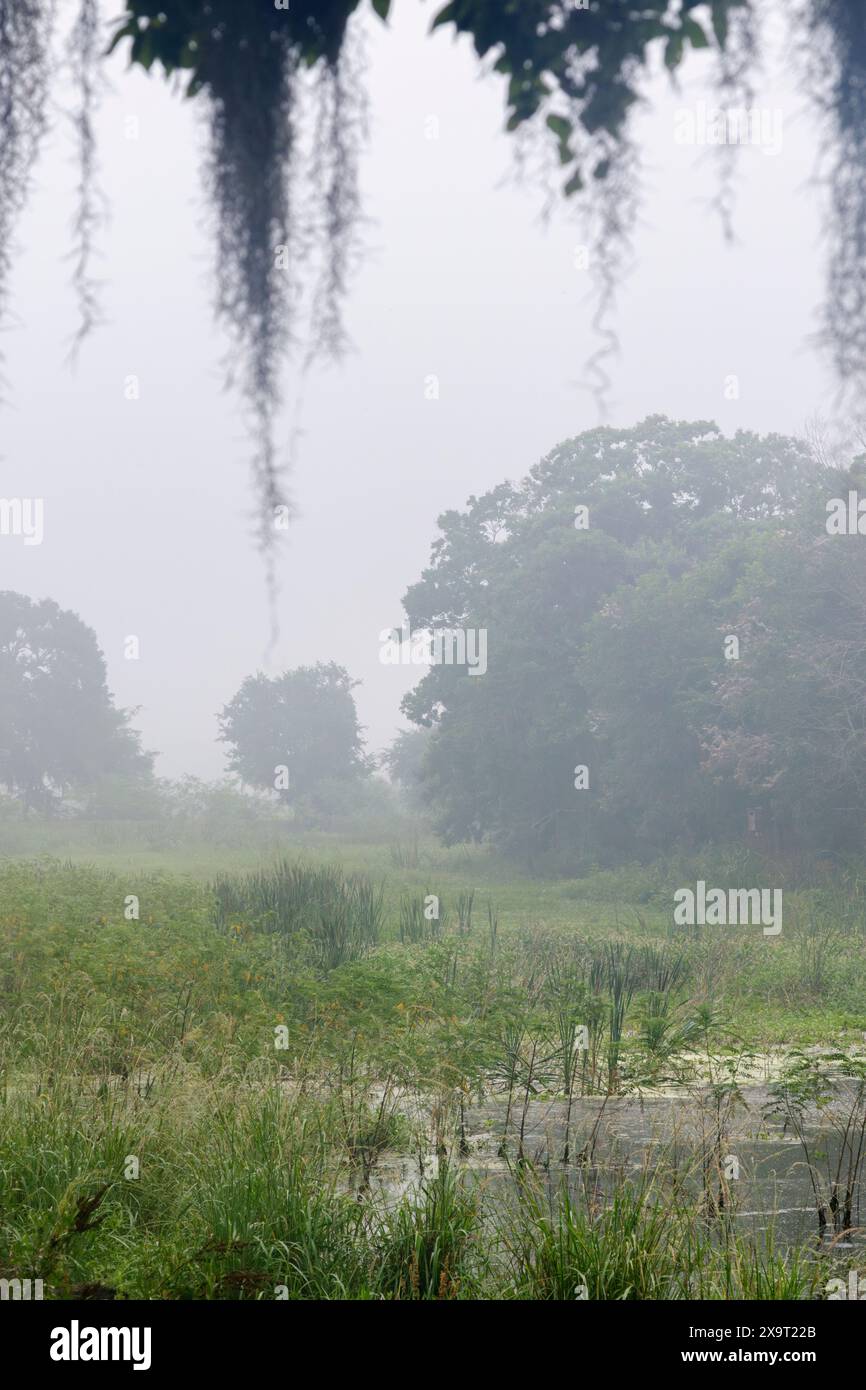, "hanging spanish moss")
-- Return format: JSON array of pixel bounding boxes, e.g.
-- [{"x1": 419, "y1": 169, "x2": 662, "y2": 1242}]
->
[
  {"x1": 66, "y1": 0, "x2": 106, "y2": 362},
  {"x1": 5, "y1": 0, "x2": 866, "y2": 529},
  {"x1": 577, "y1": 137, "x2": 639, "y2": 420},
  {"x1": 504, "y1": 63, "x2": 640, "y2": 418},
  {"x1": 0, "y1": 0, "x2": 54, "y2": 400},
  {"x1": 0, "y1": 0, "x2": 369, "y2": 566},
  {"x1": 200, "y1": 9, "x2": 297, "y2": 556},
  {"x1": 503, "y1": 3, "x2": 758, "y2": 418},
  {"x1": 110, "y1": 2, "x2": 369, "y2": 560},
  {"x1": 203, "y1": 18, "x2": 366, "y2": 638},
  {"x1": 798, "y1": 0, "x2": 866, "y2": 392},
  {"x1": 305, "y1": 37, "x2": 367, "y2": 369},
  {"x1": 706, "y1": 1, "x2": 760, "y2": 244}
]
